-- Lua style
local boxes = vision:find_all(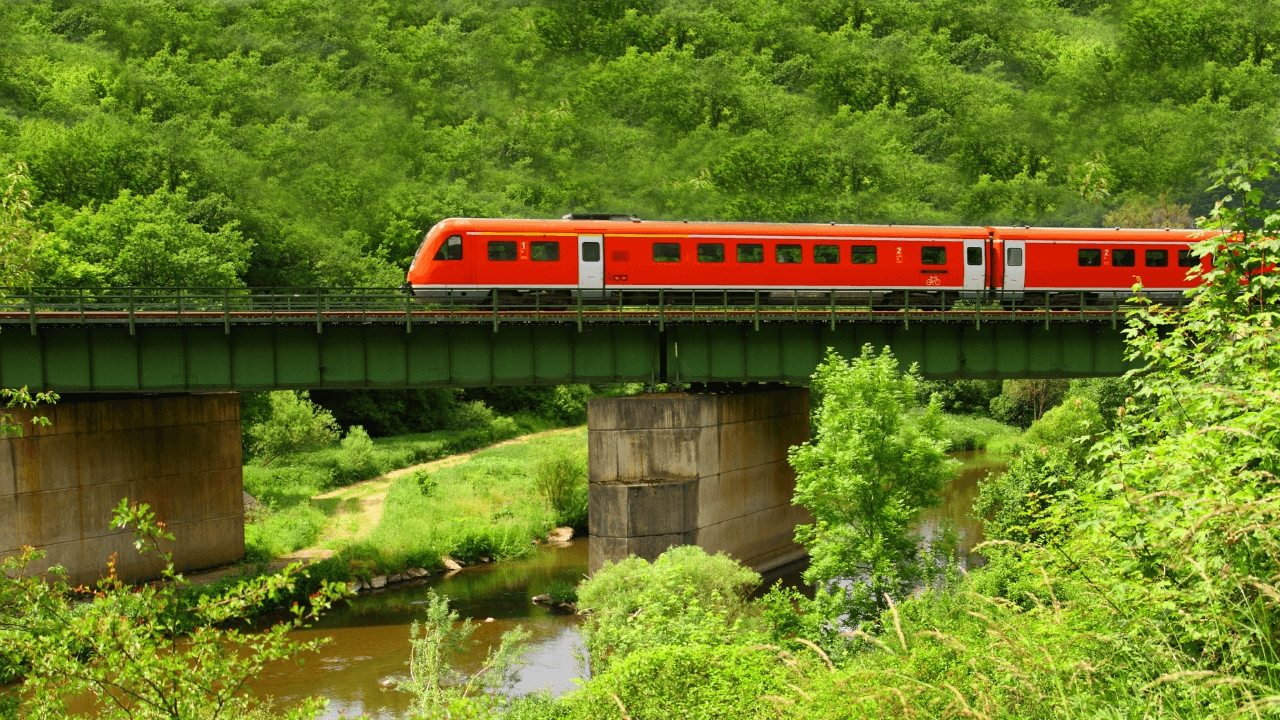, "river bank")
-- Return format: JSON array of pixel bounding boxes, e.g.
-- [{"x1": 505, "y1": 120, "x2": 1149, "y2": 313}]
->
[{"x1": 230, "y1": 447, "x2": 1011, "y2": 719}]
